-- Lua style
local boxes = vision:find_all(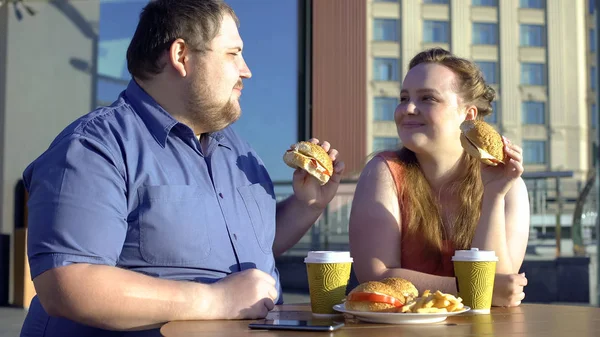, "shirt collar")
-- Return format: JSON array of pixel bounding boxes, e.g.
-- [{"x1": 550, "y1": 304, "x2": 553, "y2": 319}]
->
[
  {"x1": 125, "y1": 80, "x2": 179, "y2": 148},
  {"x1": 125, "y1": 79, "x2": 233, "y2": 150}
]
